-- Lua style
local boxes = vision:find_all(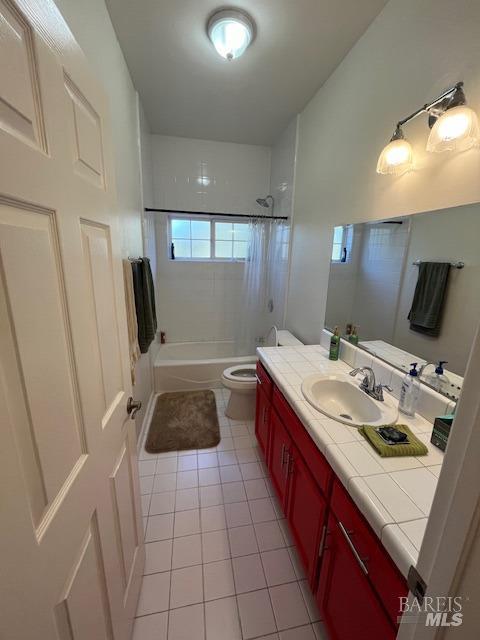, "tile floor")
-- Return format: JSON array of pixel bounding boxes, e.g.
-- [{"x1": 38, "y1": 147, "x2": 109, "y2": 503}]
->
[{"x1": 134, "y1": 388, "x2": 328, "y2": 640}]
